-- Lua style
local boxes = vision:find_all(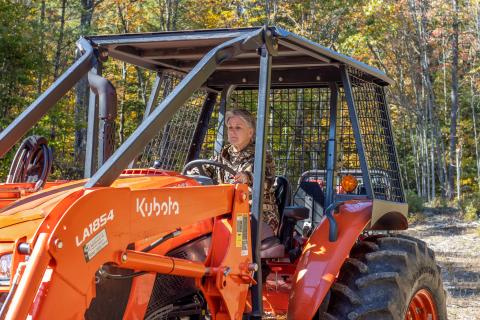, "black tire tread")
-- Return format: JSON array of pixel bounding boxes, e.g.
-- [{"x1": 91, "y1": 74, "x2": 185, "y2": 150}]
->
[
  {"x1": 322, "y1": 312, "x2": 339, "y2": 320},
  {"x1": 355, "y1": 271, "x2": 400, "y2": 289},
  {"x1": 324, "y1": 234, "x2": 447, "y2": 320},
  {"x1": 331, "y1": 283, "x2": 361, "y2": 305}
]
